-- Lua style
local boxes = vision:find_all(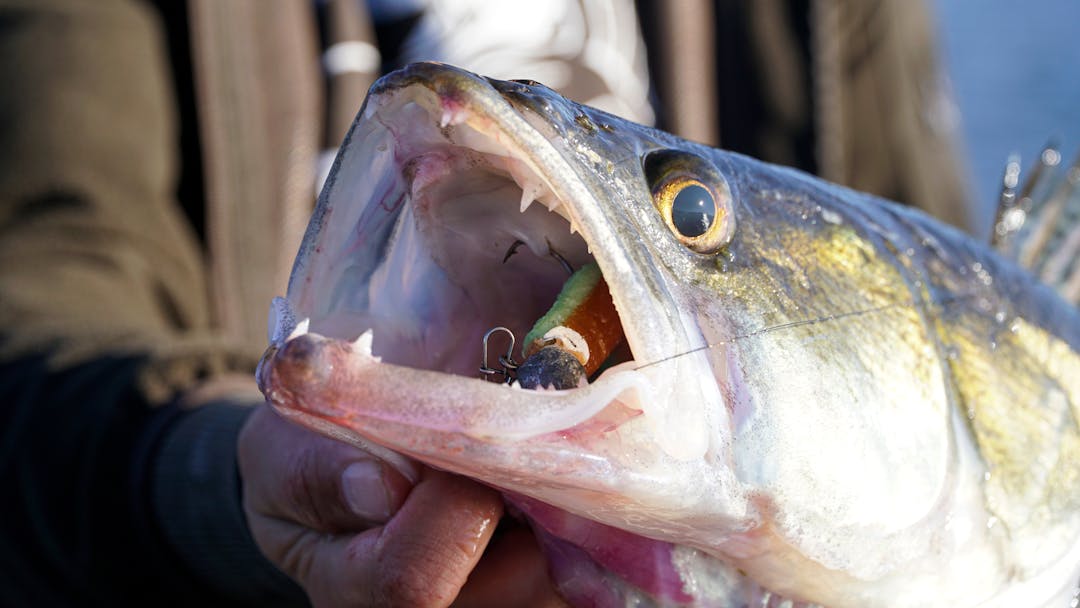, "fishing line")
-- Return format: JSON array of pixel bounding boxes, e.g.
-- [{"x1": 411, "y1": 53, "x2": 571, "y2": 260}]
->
[{"x1": 631, "y1": 292, "x2": 981, "y2": 372}]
